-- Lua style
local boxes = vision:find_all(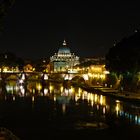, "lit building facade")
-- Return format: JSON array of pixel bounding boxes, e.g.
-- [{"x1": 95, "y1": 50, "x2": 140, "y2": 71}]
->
[{"x1": 50, "y1": 40, "x2": 79, "y2": 72}]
